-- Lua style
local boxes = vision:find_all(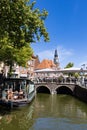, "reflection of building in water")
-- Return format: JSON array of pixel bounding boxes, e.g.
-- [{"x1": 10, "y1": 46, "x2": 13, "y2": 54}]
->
[
  {"x1": 34, "y1": 95, "x2": 87, "y2": 120},
  {"x1": 77, "y1": 107, "x2": 87, "y2": 118},
  {"x1": 0, "y1": 104, "x2": 34, "y2": 130},
  {"x1": 18, "y1": 105, "x2": 34, "y2": 130}
]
